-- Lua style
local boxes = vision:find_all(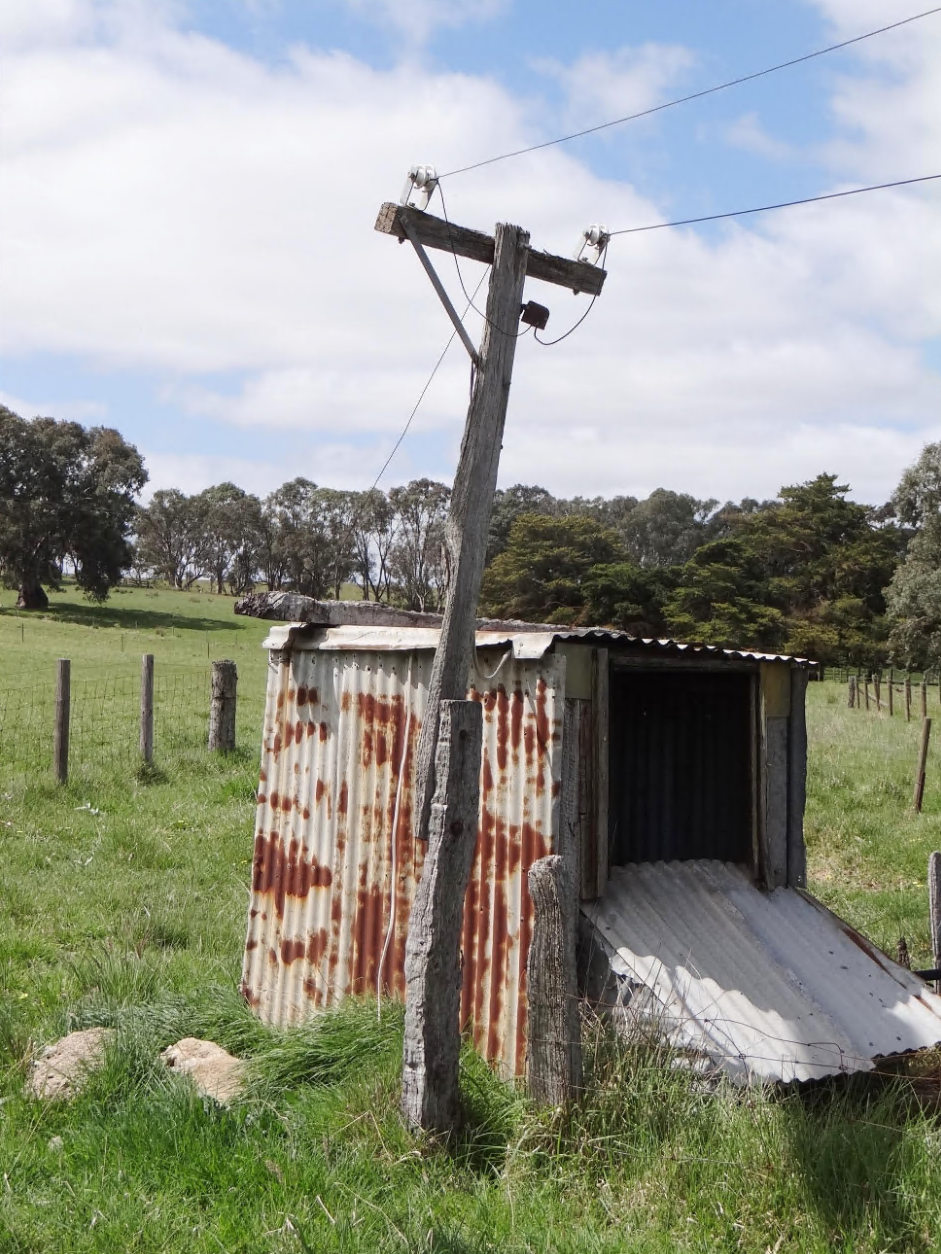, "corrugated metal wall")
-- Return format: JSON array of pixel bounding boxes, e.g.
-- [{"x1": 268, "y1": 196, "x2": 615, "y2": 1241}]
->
[{"x1": 241, "y1": 644, "x2": 564, "y2": 1077}]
